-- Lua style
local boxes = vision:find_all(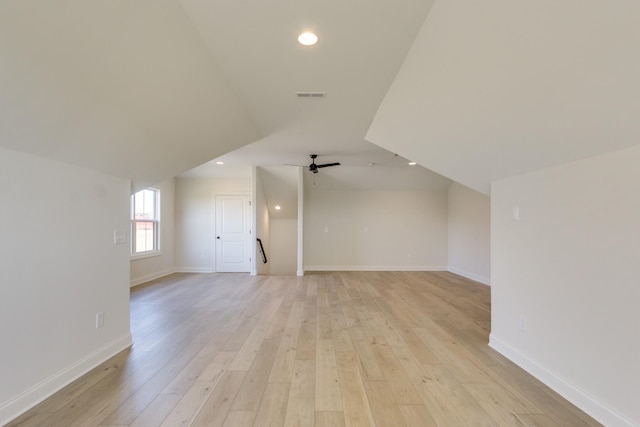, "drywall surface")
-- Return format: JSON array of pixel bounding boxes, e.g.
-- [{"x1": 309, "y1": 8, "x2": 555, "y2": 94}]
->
[
  {"x1": 367, "y1": 1, "x2": 640, "y2": 194},
  {"x1": 175, "y1": 176, "x2": 251, "y2": 272},
  {"x1": 0, "y1": 0, "x2": 259, "y2": 191},
  {"x1": 270, "y1": 219, "x2": 298, "y2": 275},
  {"x1": 255, "y1": 169, "x2": 270, "y2": 275},
  {"x1": 0, "y1": 147, "x2": 131, "y2": 424},
  {"x1": 304, "y1": 189, "x2": 448, "y2": 270},
  {"x1": 491, "y1": 145, "x2": 640, "y2": 427},
  {"x1": 130, "y1": 178, "x2": 176, "y2": 286},
  {"x1": 447, "y1": 183, "x2": 490, "y2": 284}
]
